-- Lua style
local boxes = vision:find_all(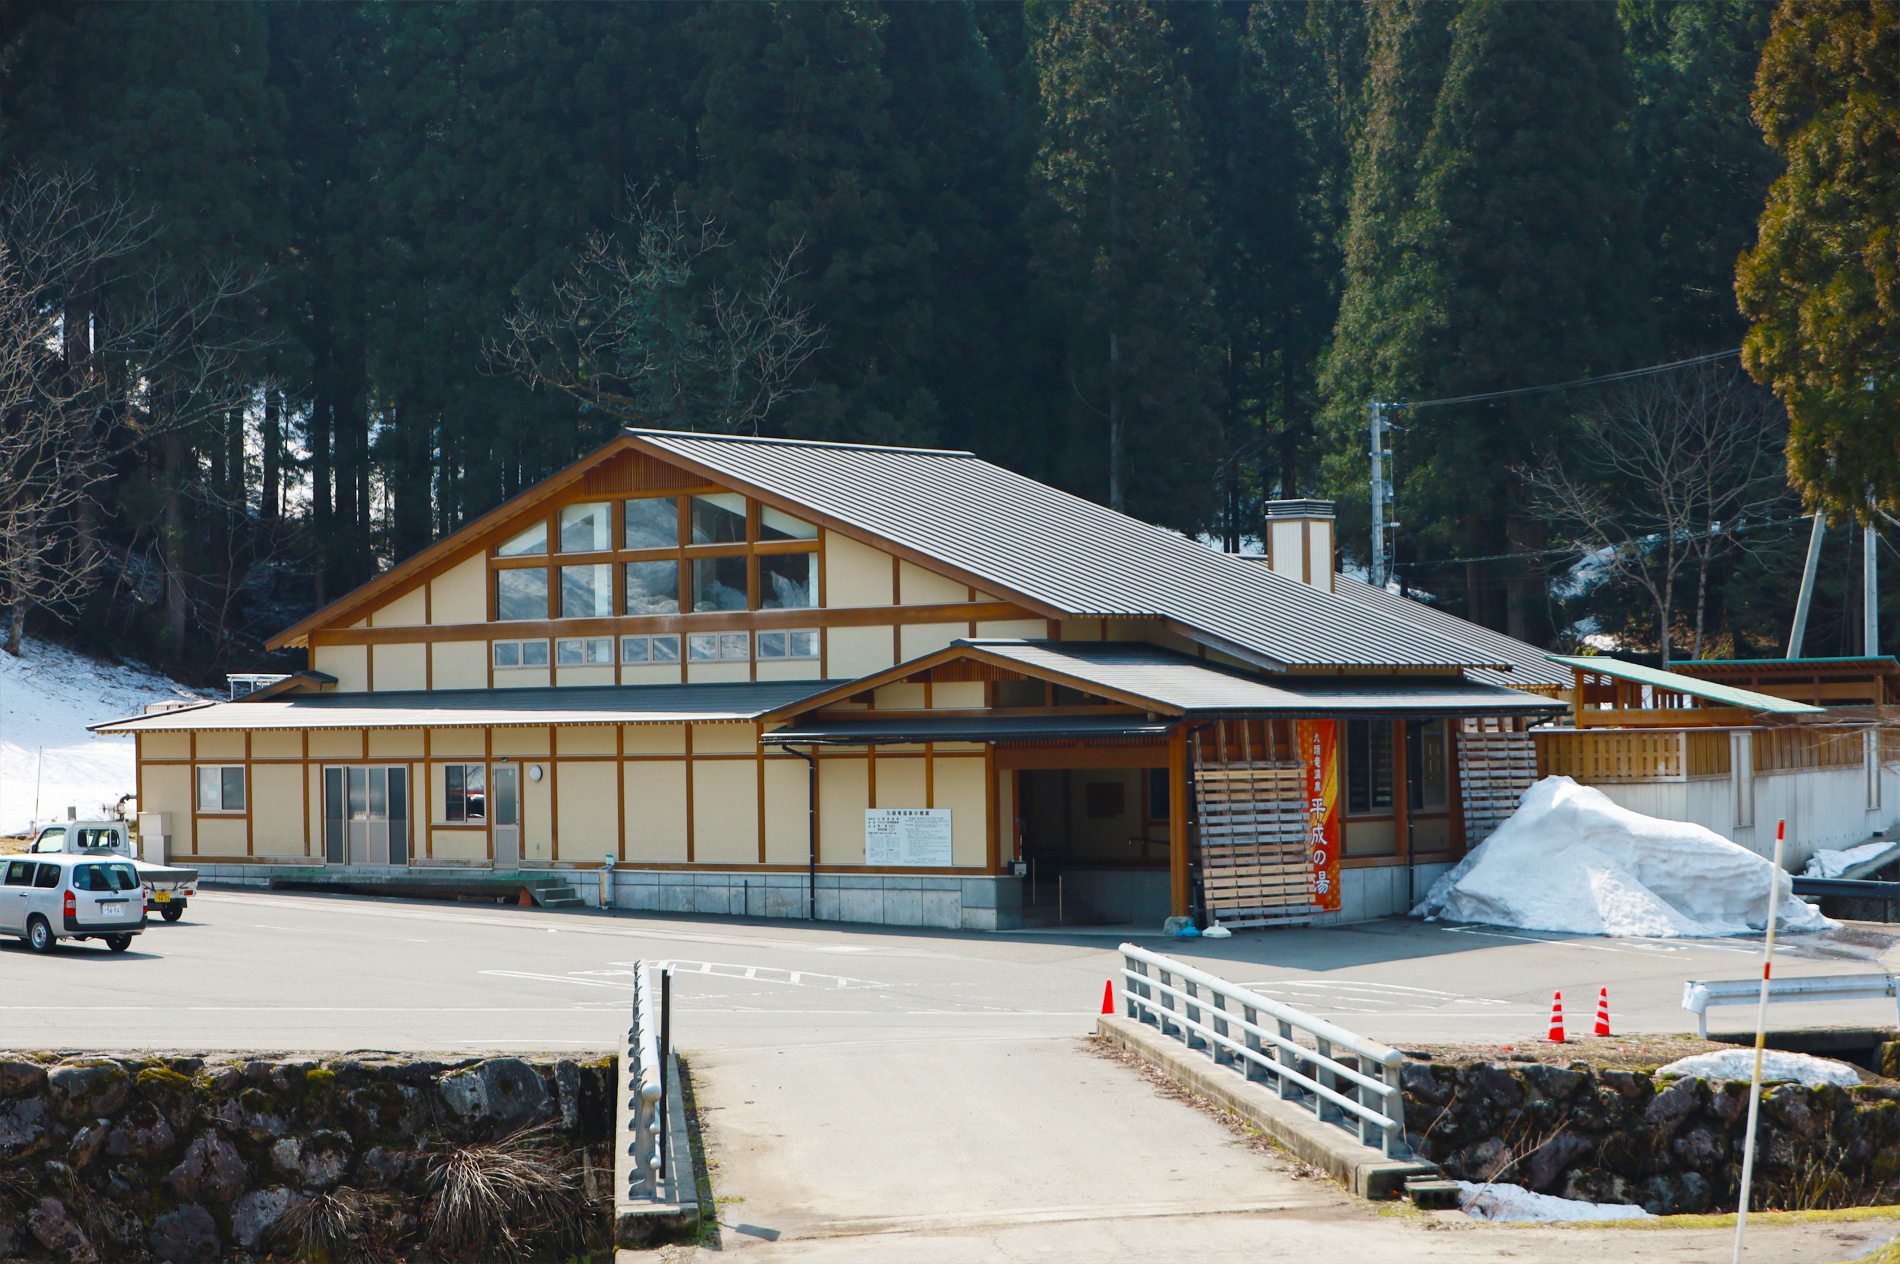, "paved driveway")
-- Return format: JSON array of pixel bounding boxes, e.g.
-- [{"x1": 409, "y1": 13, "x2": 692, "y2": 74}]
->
[{"x1": 6, "y1": 891, "x2": 1898, "y2": 1262}]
